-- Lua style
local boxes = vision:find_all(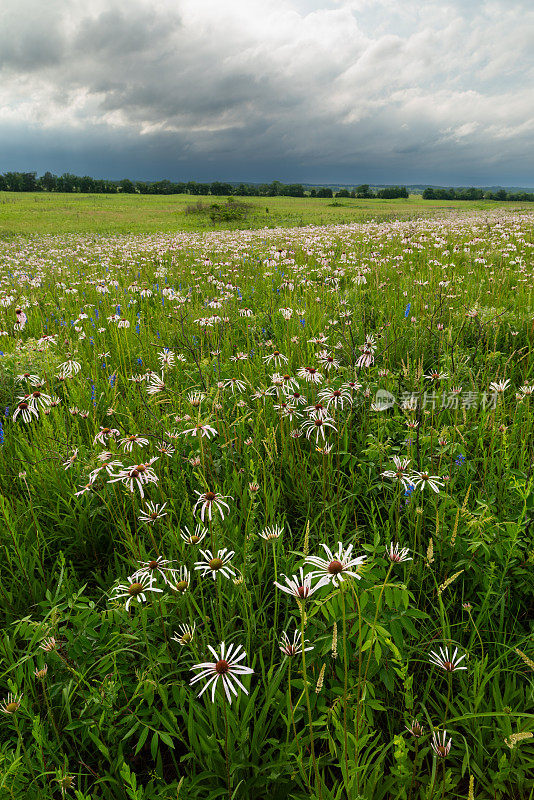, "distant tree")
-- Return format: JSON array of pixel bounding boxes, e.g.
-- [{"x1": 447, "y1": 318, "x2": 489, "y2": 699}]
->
[
  {"x1": 119, "y1": 178, "x2": 136, "y2": 194},
  {"x1": 285, "y1": 184, "x2": 305, "y2": 197},
  {"x1": 57, "y1": 173, "x2": 78, "y2": 192},
  {"x1": 20, "y1": 172, "x2": 38, "y2": 192},
  {"x1": 422, "y1": 187, "x2": 436, "y2": 199},
  {"x1": 210, "y1": 181, "x2": 234, "y2": 196},
  {"x1": 377, "y1": 186, "x2": 408, "y2": 199},
  {"x1": 316, "y1": 187, "x2": 333, "y2": 198},
  {"x1": 79, "y1": 176, "x2": 96, "y2": 193},
  {"x1": 4, "y1": 172, "x2": 23, "y2": 191},
  {"x1": 355, "y1": 184, "x2": 374, "y2": 198},
  {"x1": 309, "y1": 188, "x2": 317, "y2": 197}
]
